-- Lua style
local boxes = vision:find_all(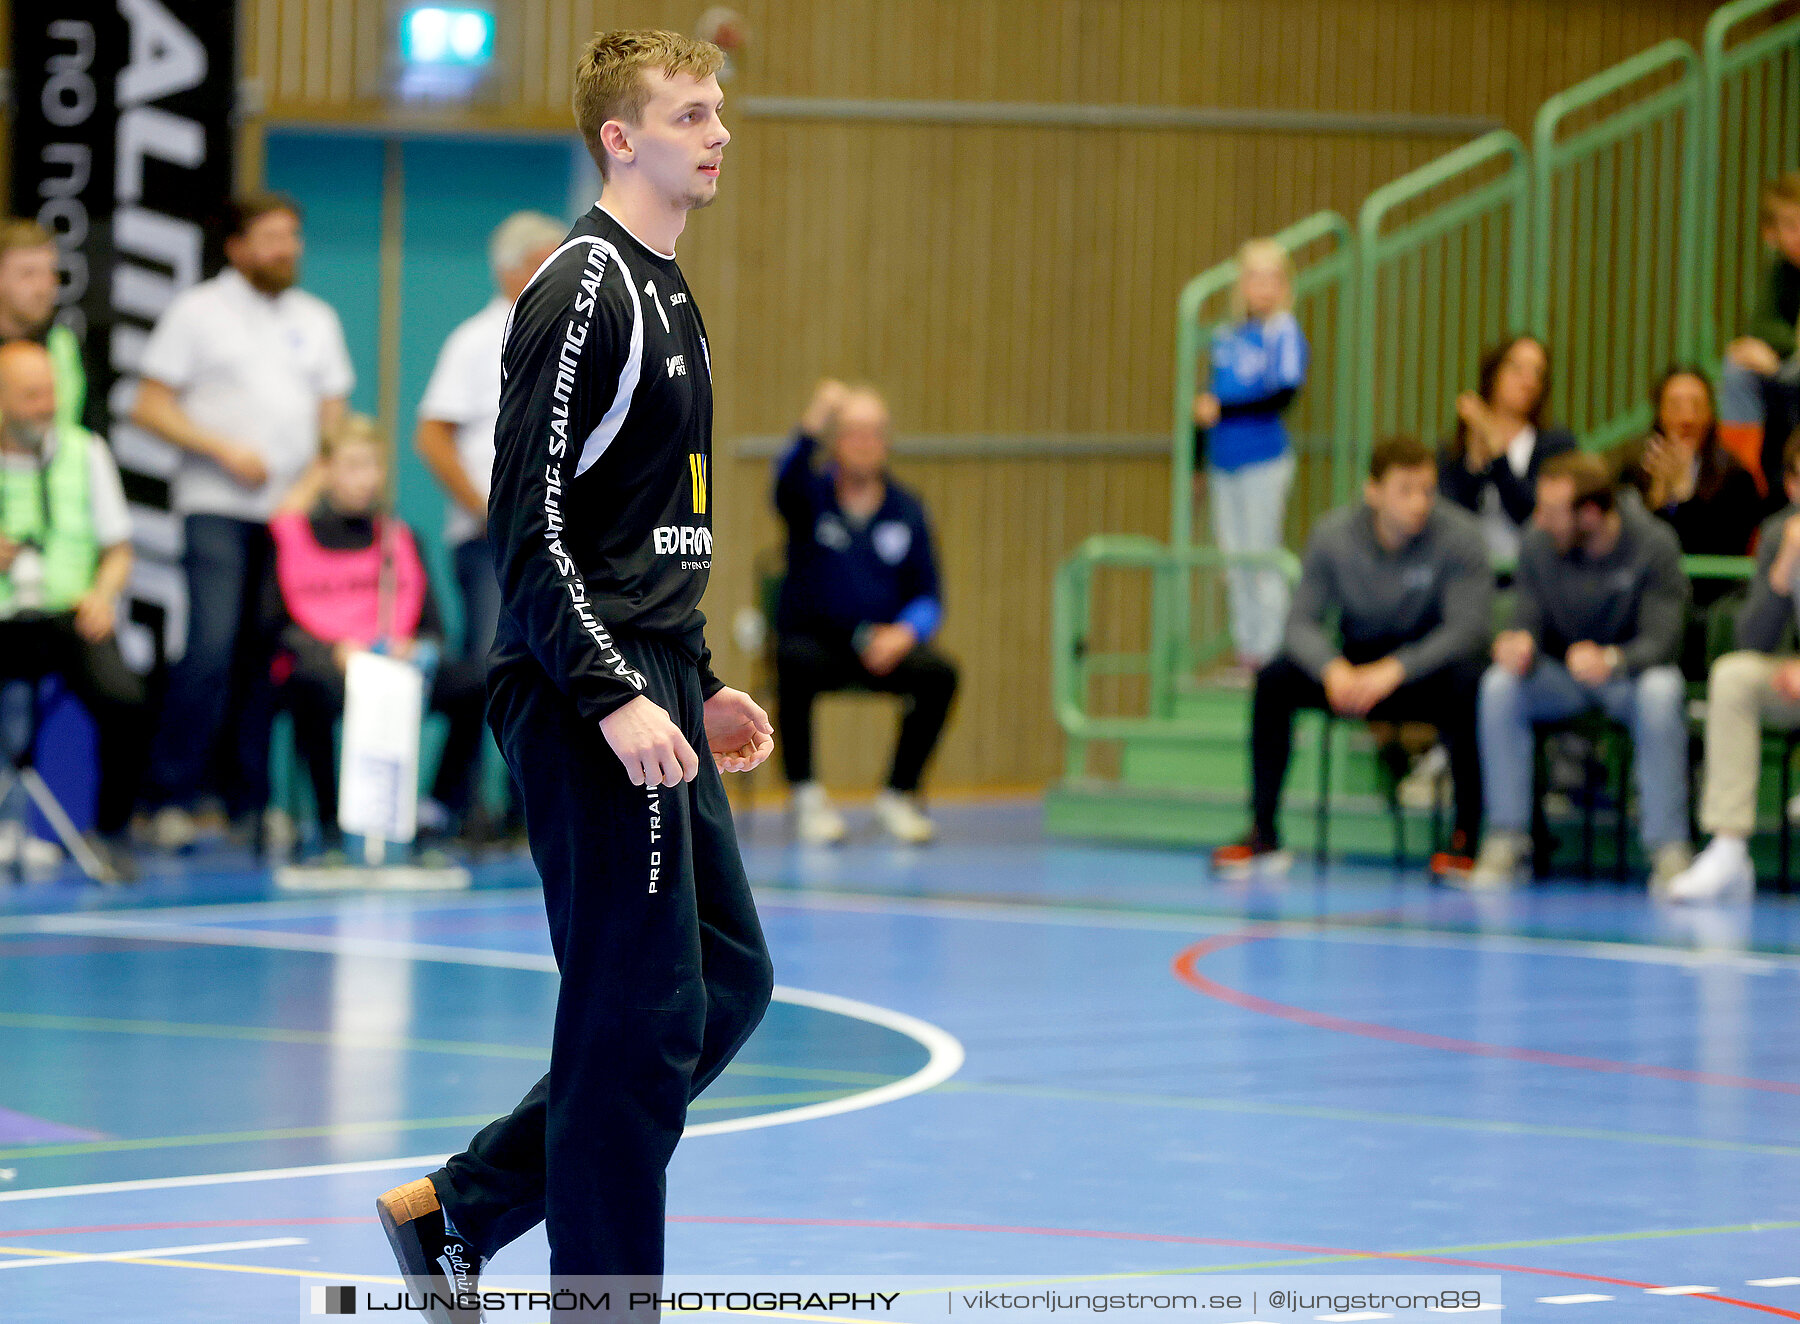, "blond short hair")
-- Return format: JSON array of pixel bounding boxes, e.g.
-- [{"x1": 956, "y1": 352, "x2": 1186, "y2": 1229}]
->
[
  {"x1": 322, "y1": 412, "x2": 388, "y2": 461},
  {"x1": 0, "y1": 219, "x2": 55, "y2": 265},
  {"x1": 1762, "y1": 170, "x2": 1800, "y2": 228},
  {"x1": 572, "y1": 30, "x2": 725, "y2": 178},
  {"x1": 1230, "y1": 237, "x2": 1296, "y2": 320}
]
